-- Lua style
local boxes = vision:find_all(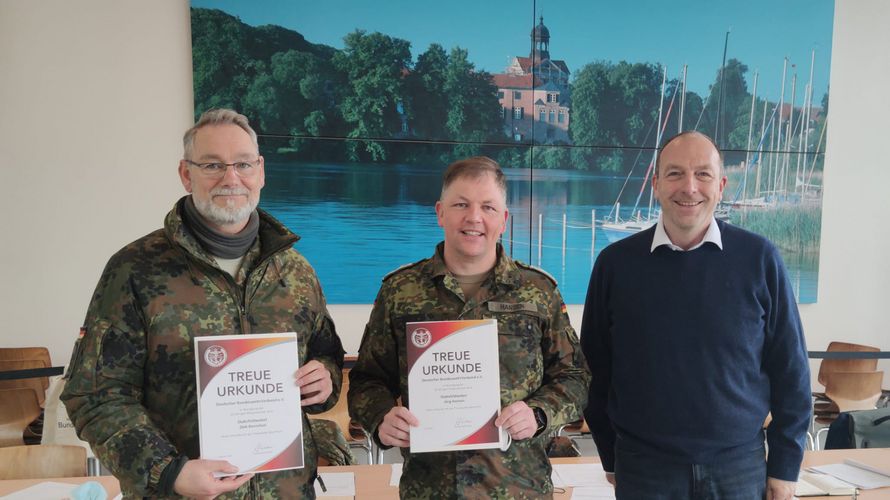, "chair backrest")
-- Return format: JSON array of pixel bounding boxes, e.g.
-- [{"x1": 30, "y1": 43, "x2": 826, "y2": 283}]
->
[
  {"x1": 309, "y1": 368, "x2": 353, "y2": 439},
  {"x1": 0, "y1": 444, "x2": 87, "y2": 479},
  {"x1": 824, "y1": 370, "x2": 884, "y2": 412},
  {"x1": 0, "y1": 359, "x2": 48, "y2": 403},
  {"x1": 0, "y1": 387, "x2": 43, "y2": 447},
  {"x1": 817, "y1": 341, "x2": 880, "y2": 386},
  {"x1": 0, "y1": 347, "x2": 51, "y2": 366}
]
